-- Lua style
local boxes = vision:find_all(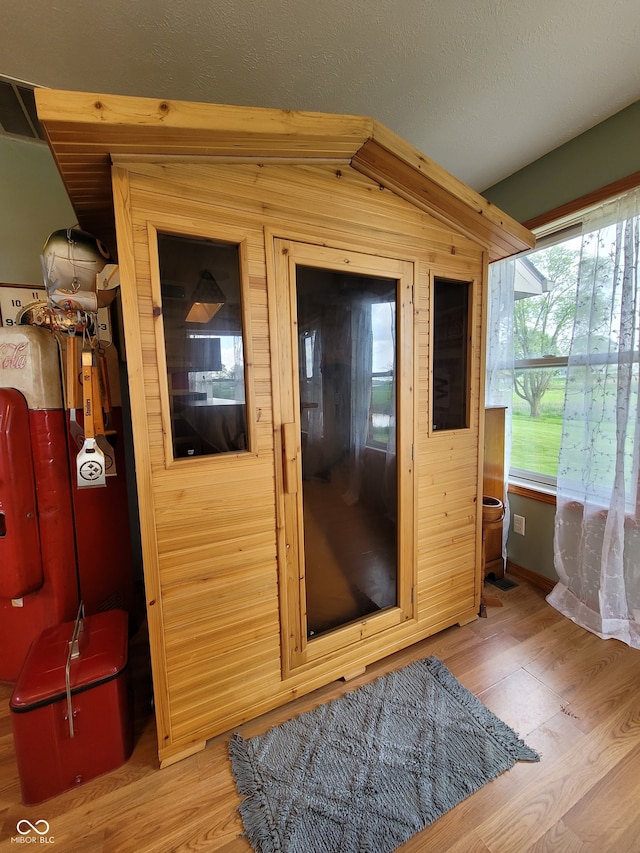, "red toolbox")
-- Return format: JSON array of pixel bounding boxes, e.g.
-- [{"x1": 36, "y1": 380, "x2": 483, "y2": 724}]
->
[{"x1": 10, "y1": 608, "x2": 132, "y2": 804}]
